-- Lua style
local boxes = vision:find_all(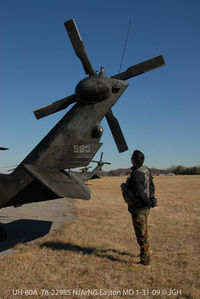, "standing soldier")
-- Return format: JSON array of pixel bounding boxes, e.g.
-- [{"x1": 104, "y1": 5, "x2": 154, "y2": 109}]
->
[{"x1": 121, "y1": 150, "x2": 157, "y2": 266}]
